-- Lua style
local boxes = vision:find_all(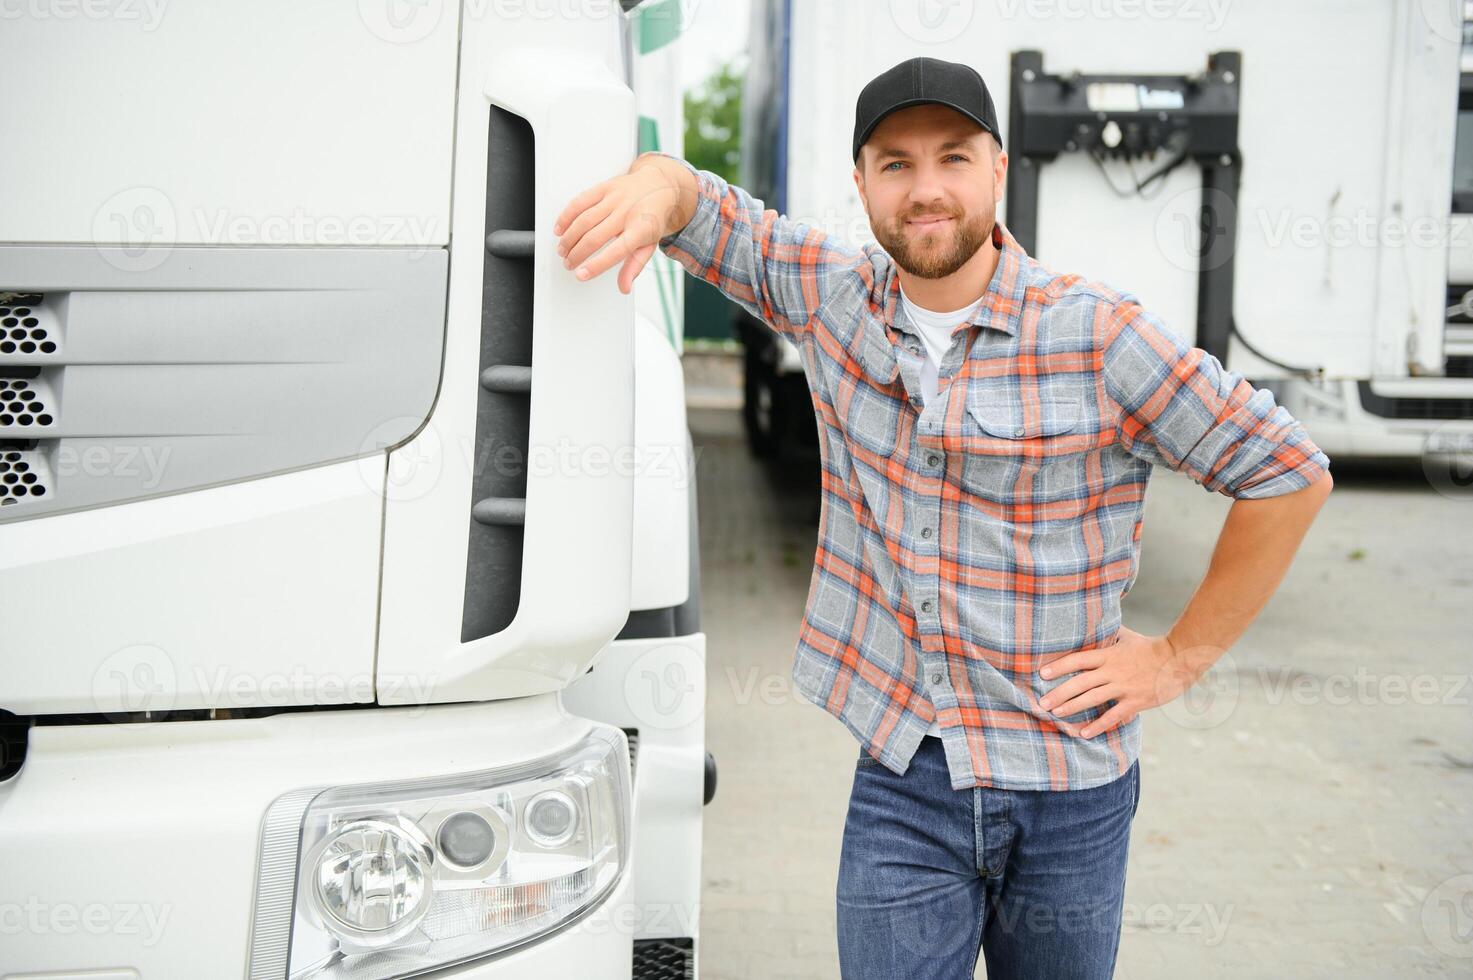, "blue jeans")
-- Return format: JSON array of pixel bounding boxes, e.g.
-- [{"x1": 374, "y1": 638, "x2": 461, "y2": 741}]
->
[{"x1": 836, "y1": 735, "x2": 1140, "y2": 979}]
